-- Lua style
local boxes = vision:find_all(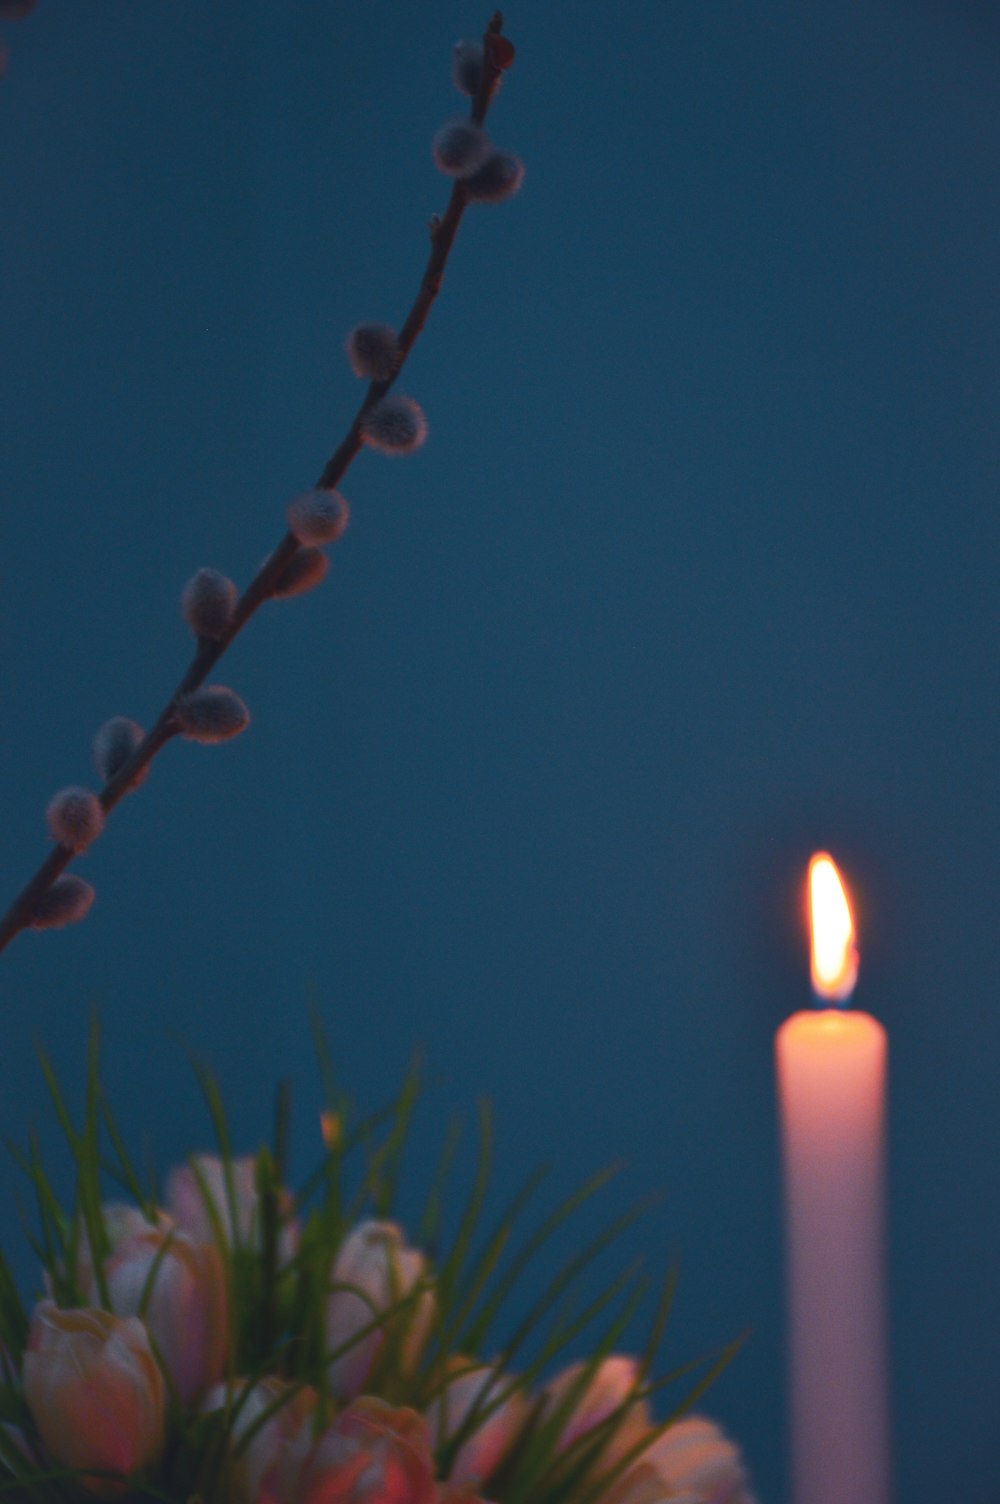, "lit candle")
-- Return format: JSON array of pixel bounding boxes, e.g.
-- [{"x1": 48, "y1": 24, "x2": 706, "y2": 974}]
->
[{"x1": 775, "y1": 853, "x2": 890, "y2": 1504}]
